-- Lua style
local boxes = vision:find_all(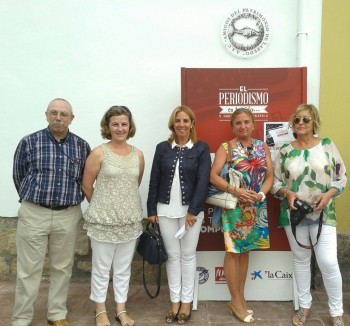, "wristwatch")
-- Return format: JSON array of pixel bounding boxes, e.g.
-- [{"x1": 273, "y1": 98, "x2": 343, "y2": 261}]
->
[{"x1": 258, "y1": 191, "x2": 266, "y2": 202}]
